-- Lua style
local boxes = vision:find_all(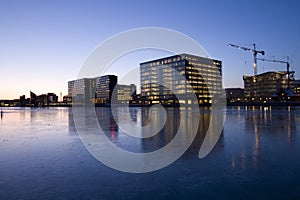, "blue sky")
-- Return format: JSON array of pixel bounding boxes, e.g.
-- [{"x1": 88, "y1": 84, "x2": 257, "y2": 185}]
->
[{"x1": 0, "y1": 0, "x2": 299, "y2": 99}]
